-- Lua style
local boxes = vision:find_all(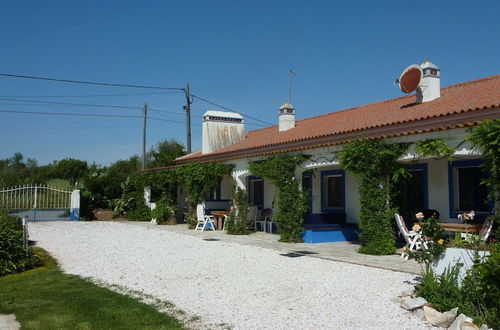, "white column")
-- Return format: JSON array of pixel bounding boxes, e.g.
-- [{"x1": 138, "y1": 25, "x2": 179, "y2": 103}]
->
[{"x1": 70, "y1": 190, "x2": 80, "y2": 221}]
